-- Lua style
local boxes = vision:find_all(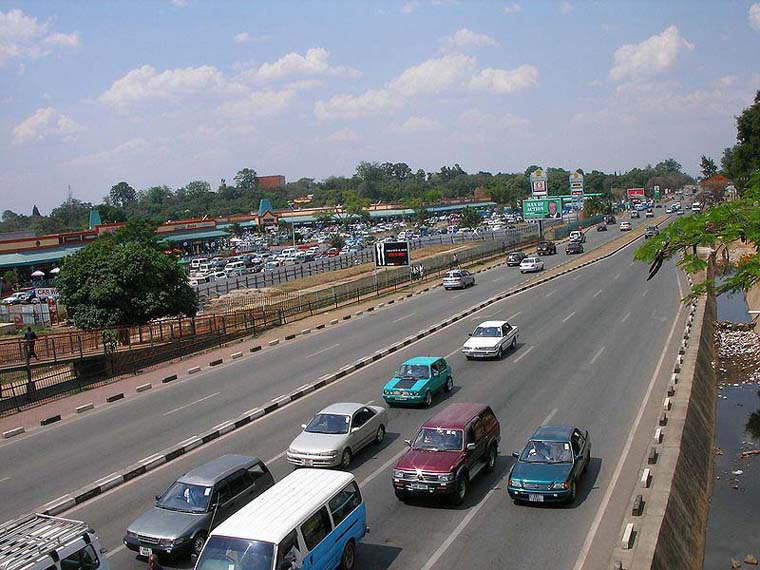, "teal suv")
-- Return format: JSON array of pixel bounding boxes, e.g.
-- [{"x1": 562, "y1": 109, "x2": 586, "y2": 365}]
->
[
  {"x1": 382, "y1": 357, "x2": 453, "y2": 407},
  {"x1": 507, "y1": 425, "x2": 591, "y2": 504}
]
